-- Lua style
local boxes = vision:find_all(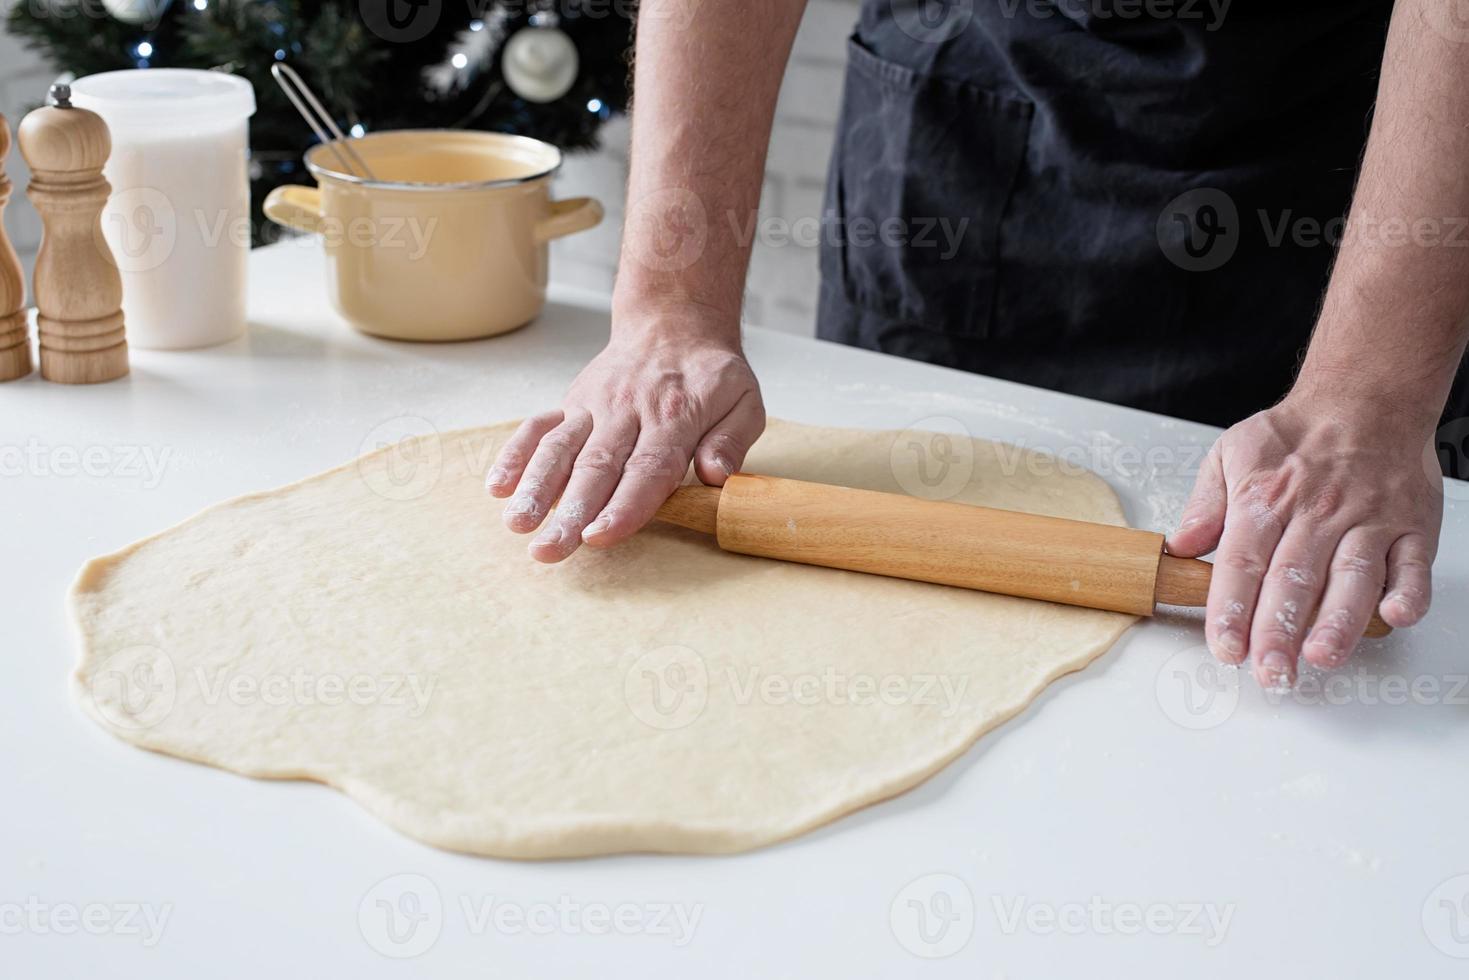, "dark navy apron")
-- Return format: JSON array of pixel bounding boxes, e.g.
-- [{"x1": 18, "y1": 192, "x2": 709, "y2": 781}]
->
[{"x1": 817, "y1": 0, "x2": 1469, "y2": 449}]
